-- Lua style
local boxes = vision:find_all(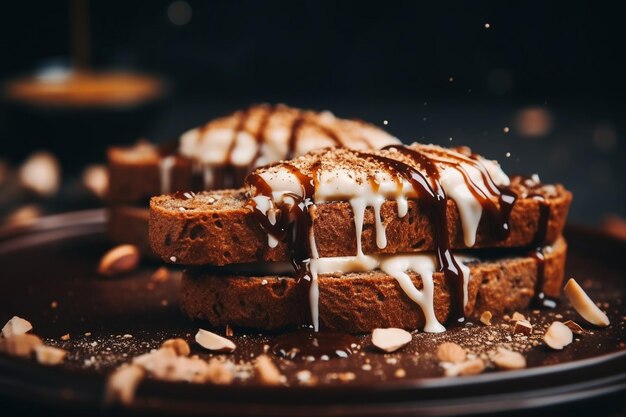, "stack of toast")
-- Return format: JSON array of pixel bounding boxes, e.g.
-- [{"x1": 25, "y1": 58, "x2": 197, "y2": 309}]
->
[
  {"x1": 149, "y1": 144, "x2": 572, "y2": 333},
  {"x1": 106, "y1": 104, "x2": 400, "y2": 253}
]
